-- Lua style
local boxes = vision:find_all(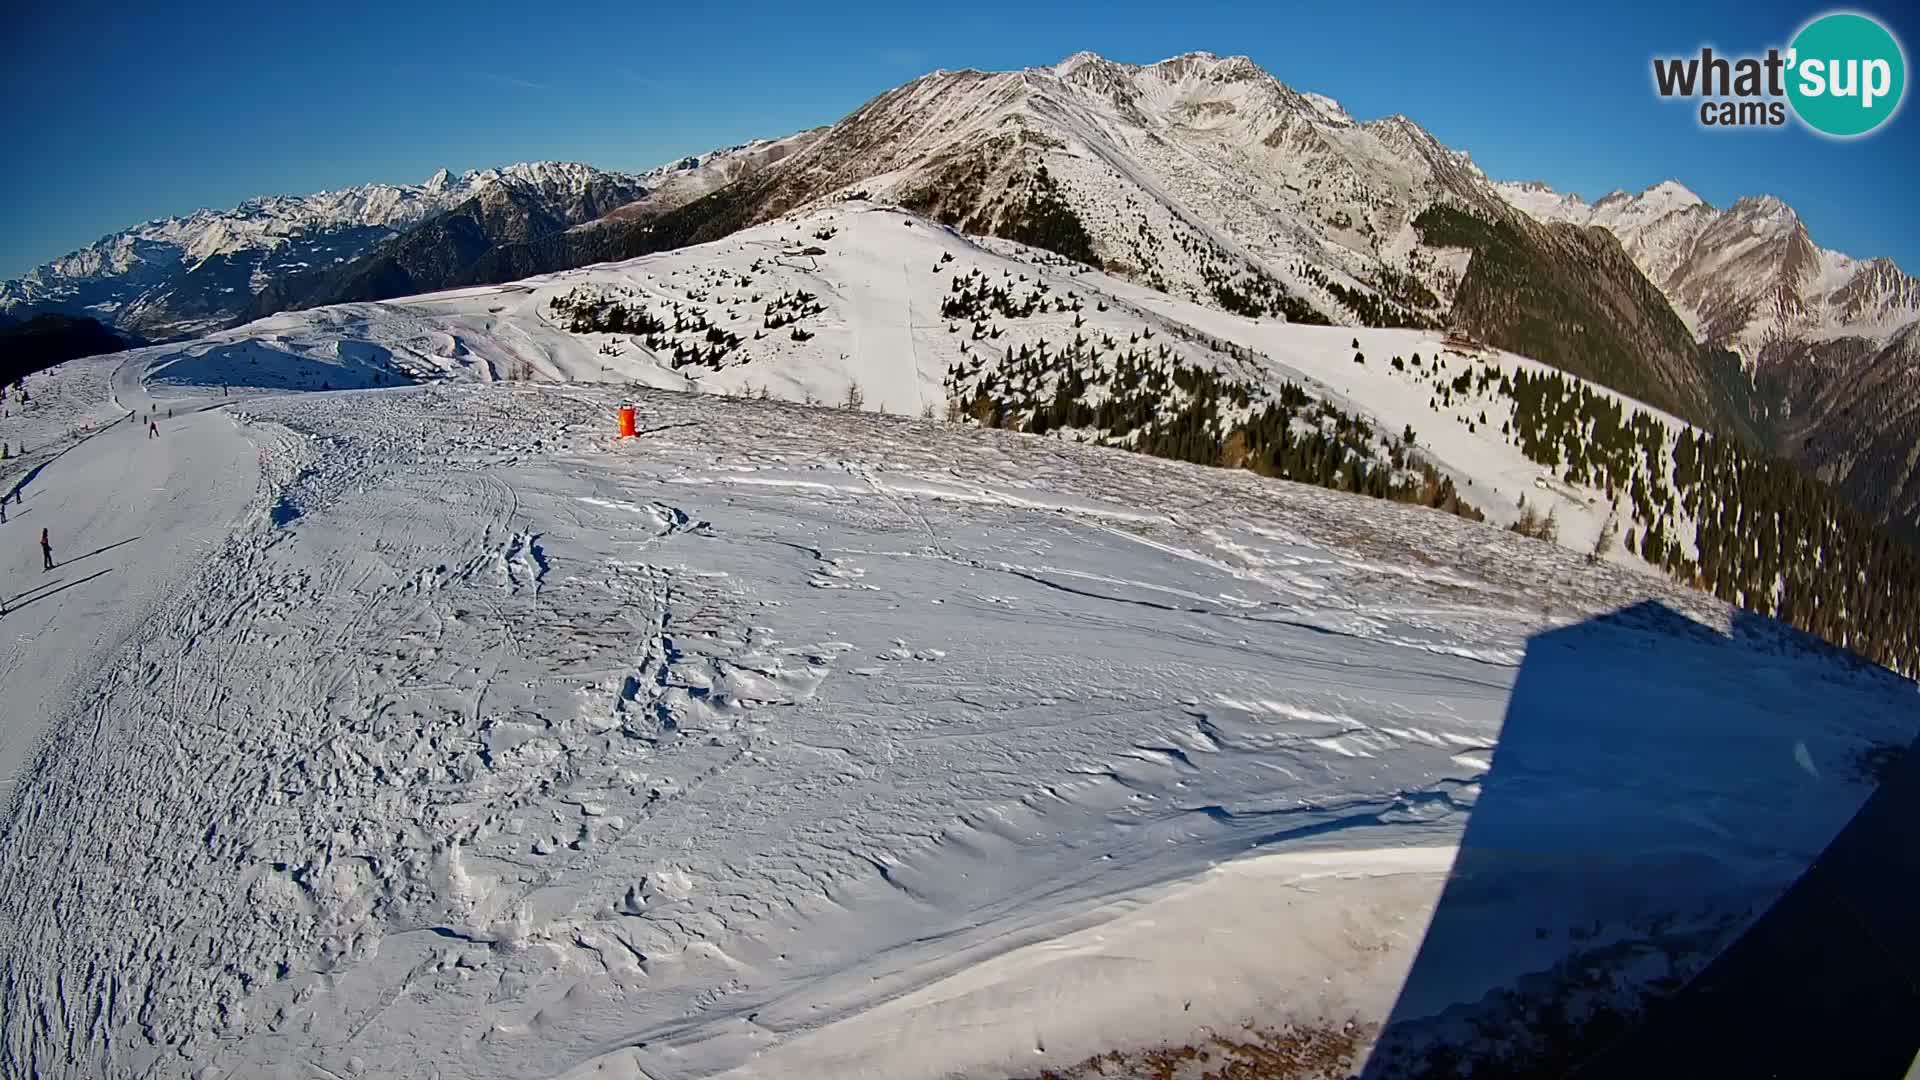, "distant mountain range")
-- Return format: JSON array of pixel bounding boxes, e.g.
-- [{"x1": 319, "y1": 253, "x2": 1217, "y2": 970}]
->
[
  {"x1": 3, "y1": 51, "x2": 1914, "y2": 539},
  {"x1": 0, "y1": 162, "x2": 647, "y2": 340}
]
